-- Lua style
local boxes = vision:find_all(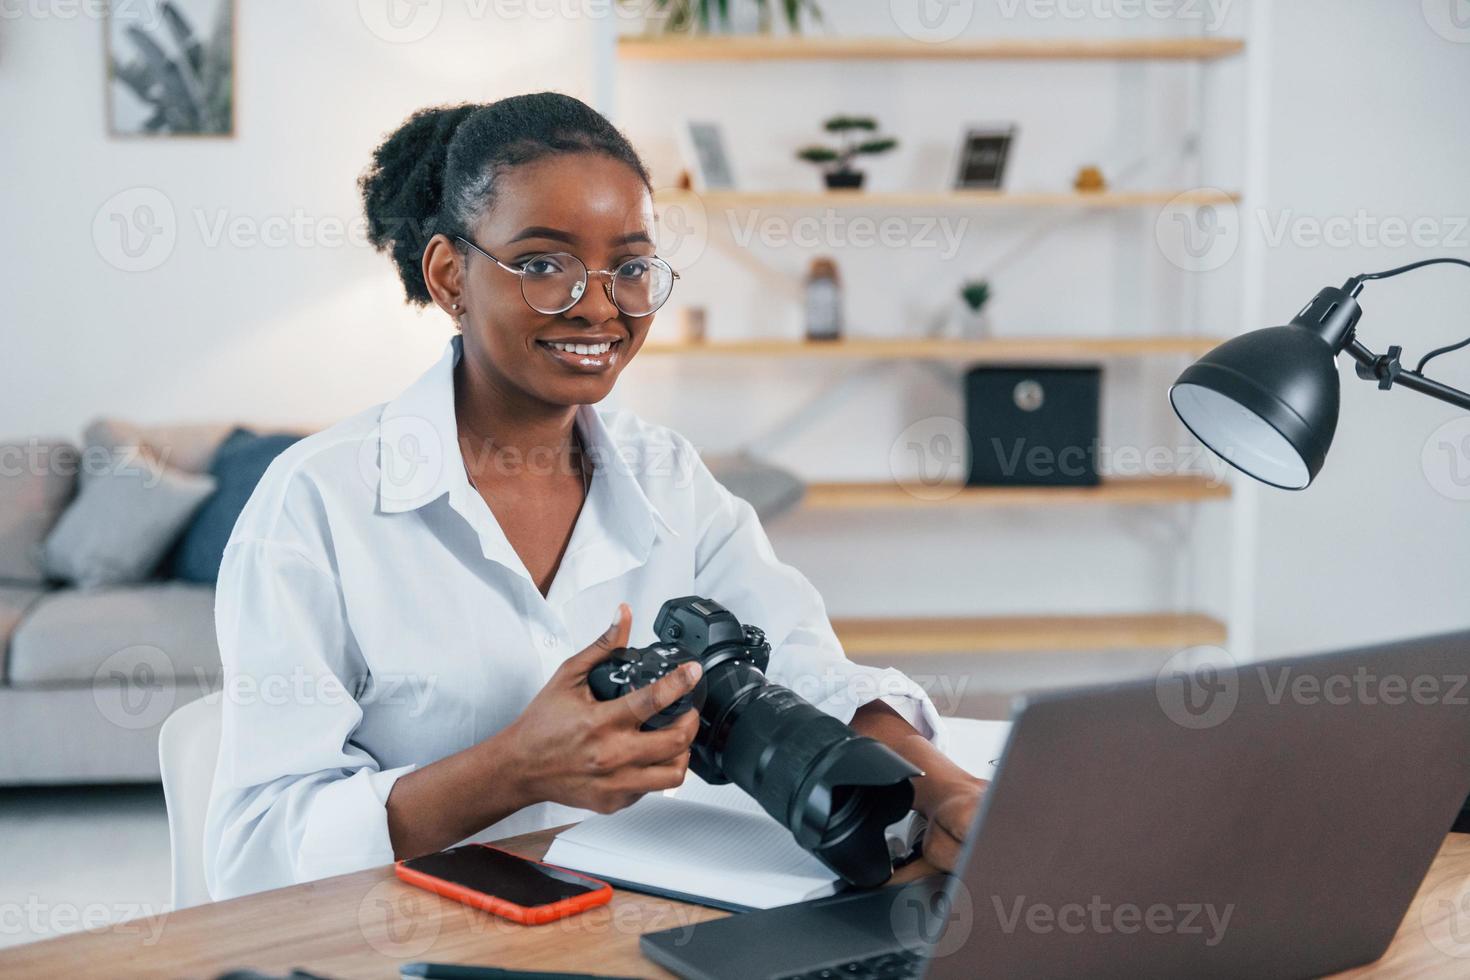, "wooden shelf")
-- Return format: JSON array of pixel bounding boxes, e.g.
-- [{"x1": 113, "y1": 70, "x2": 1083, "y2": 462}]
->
[
  {"x1": 803, "y1": 476, "x2": 1229, "y2": 510},
  {"x1": 640, "y1": 336, "x2": 1223, "y2": 360},
  {"x1": 658, "y1": 188, "x2": 1237, "y2": 210},
  {"x1": 619, "y1": 35, "x2": 1245, "y2": 62},
  {"x1": 833, "y1": 612, "x2": 1227, "y2": 655}
]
